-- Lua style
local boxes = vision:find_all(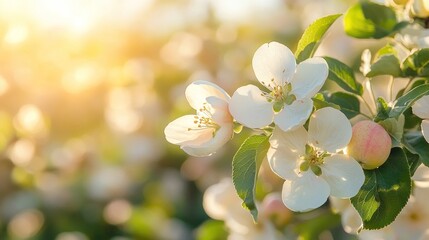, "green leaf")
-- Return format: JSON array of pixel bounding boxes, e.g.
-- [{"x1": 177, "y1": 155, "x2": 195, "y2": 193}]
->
[
  {"x1": 403, "y1": 131, "x2": 429, "y2": 167},
  {"x1": 196, "y1": 220, "x2": 228, "y2": 240},
  {"x1": 344, "y1": 2, "x2": 399, "y2": 39},
  {"x1": 404, "y1": 148, "x2": 422, "y2": 176},
  {"x1": 232, "y1": 135, "x2": 270, "y2": 221},
  {"x1": 378, "y1": 115, "x2": 405, "y2": 147},
  {"x1": 323, "y1": 57, "x2": 363, "y2": 95},
  {"x1": 402, "y1": 48, "x2": 429, "y2": 77},
  {"x1": 351, "y1": 148, "x2": 411, "y2": 229},
  {"x1": 328, "y1": 92, "x2": 360, "y2": 119},
  {"x1": 389, "y1": 83, "x2": 429, "y2": 118},
  {"x1": 374, "y1": 97, "x2": 391, "y2": 122},
  {"x1": 366, "y1": 45, "x2": 401, "y2": 77},
  {"x1": 312, "y1": 93, "x2": 341, "y2": 110},
  {"x1": 403, "y1": 107, "x2": 423, "y2": 129},
  {"x1": 295, "y1": 14, "x2": 342, "y2": 63},
  {"x1": 396, "y1": 78, "x2": 427, "y2": 101}
]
